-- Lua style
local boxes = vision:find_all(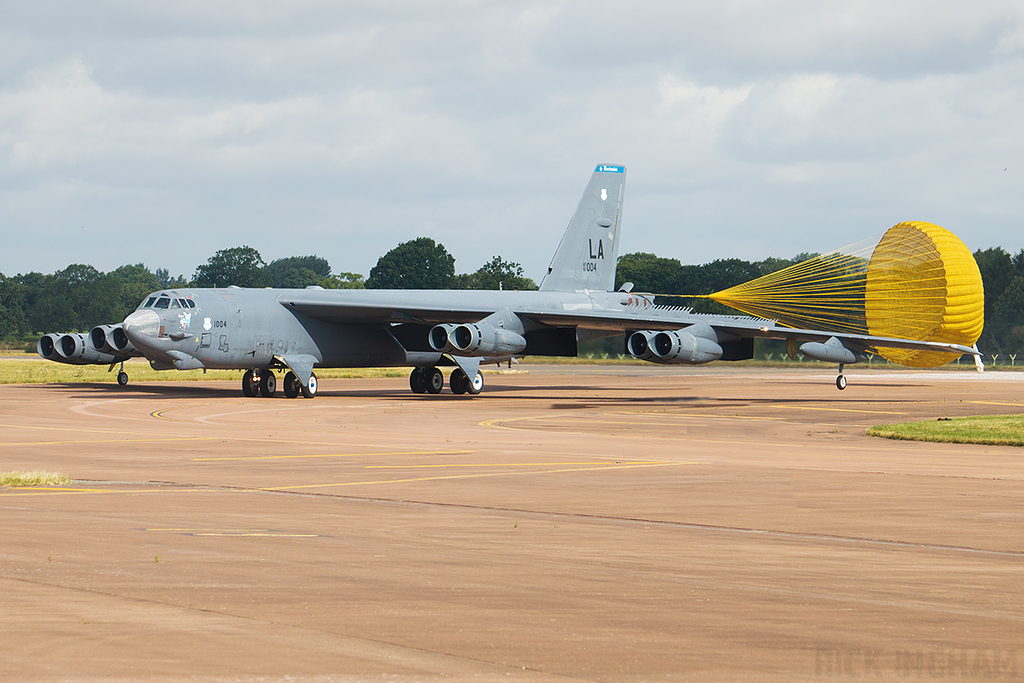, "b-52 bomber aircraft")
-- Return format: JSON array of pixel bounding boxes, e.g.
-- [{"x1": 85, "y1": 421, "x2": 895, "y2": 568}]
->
[{"x1": 38, "y1": 164, "x2": 981, "y2": 398}]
